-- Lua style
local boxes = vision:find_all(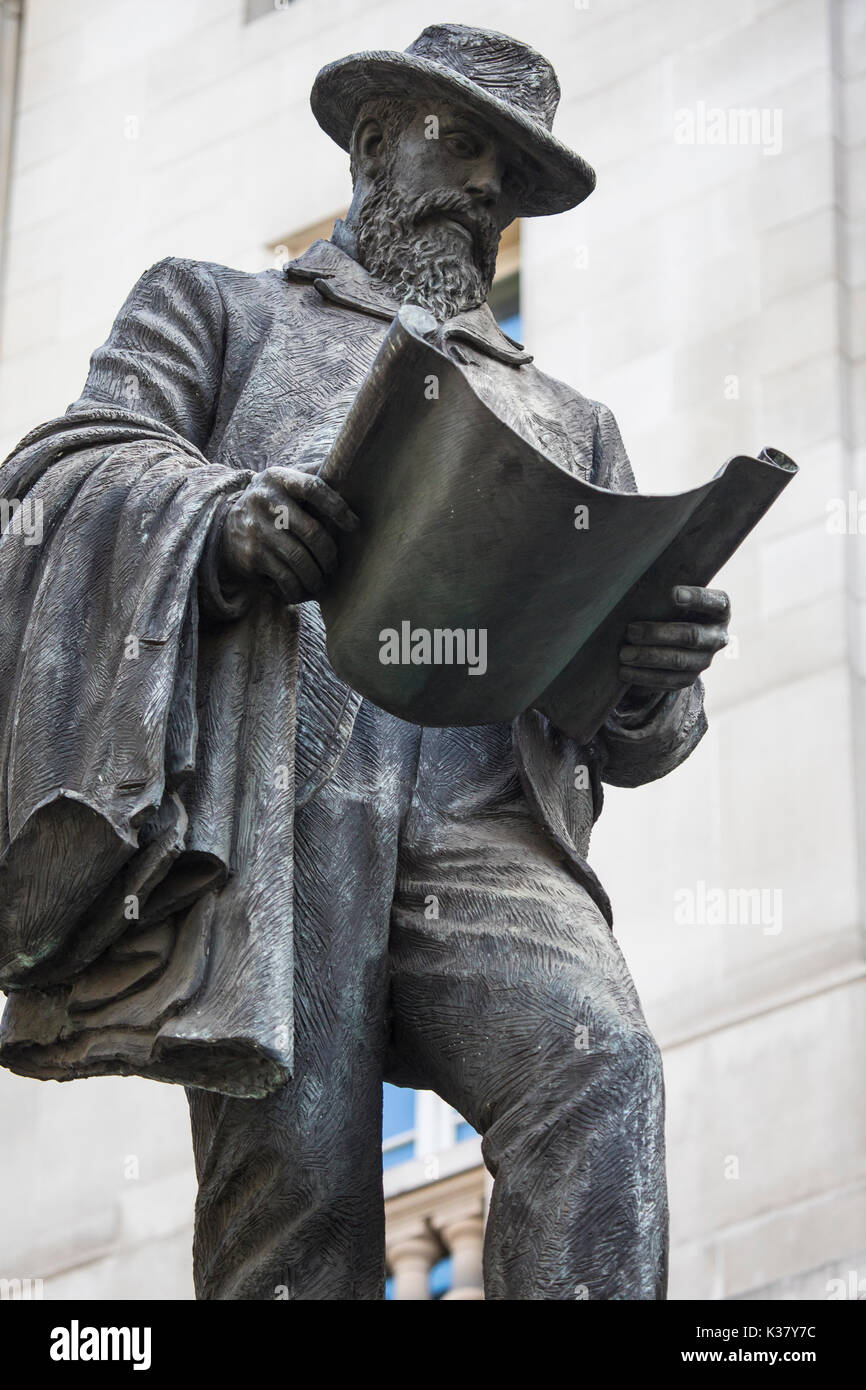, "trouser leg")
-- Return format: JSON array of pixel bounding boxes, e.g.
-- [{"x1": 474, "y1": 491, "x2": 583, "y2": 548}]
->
[
  {"x1": 387, "y1": 724, "x2": 668, "y2": 1301},
  {"x1": 187, "y1": 705, "x2": 419, "y2": 1300}
]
